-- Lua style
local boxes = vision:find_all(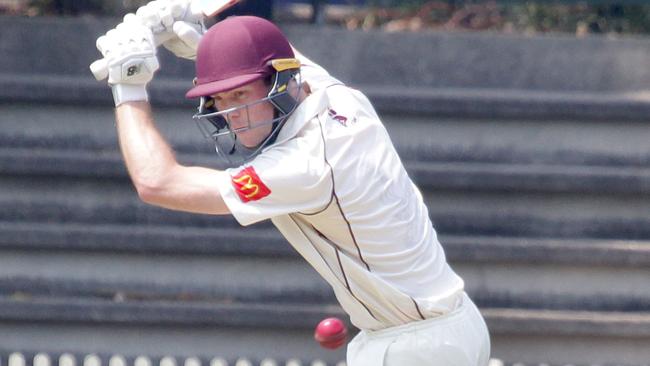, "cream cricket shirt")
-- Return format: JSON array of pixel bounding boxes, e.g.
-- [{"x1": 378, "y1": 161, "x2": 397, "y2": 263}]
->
[{"x1": 215, "y1": 60, "x2": 465, "y2": 331}]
